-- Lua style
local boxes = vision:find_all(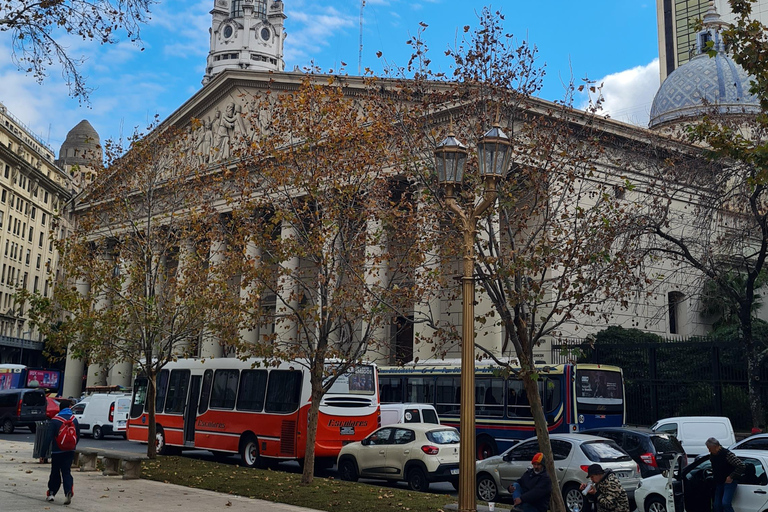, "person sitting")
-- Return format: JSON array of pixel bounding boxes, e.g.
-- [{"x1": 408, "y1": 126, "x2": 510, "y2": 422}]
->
[{"x1": 507, "y1": 452, "x2": 552, "y2": 512}]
